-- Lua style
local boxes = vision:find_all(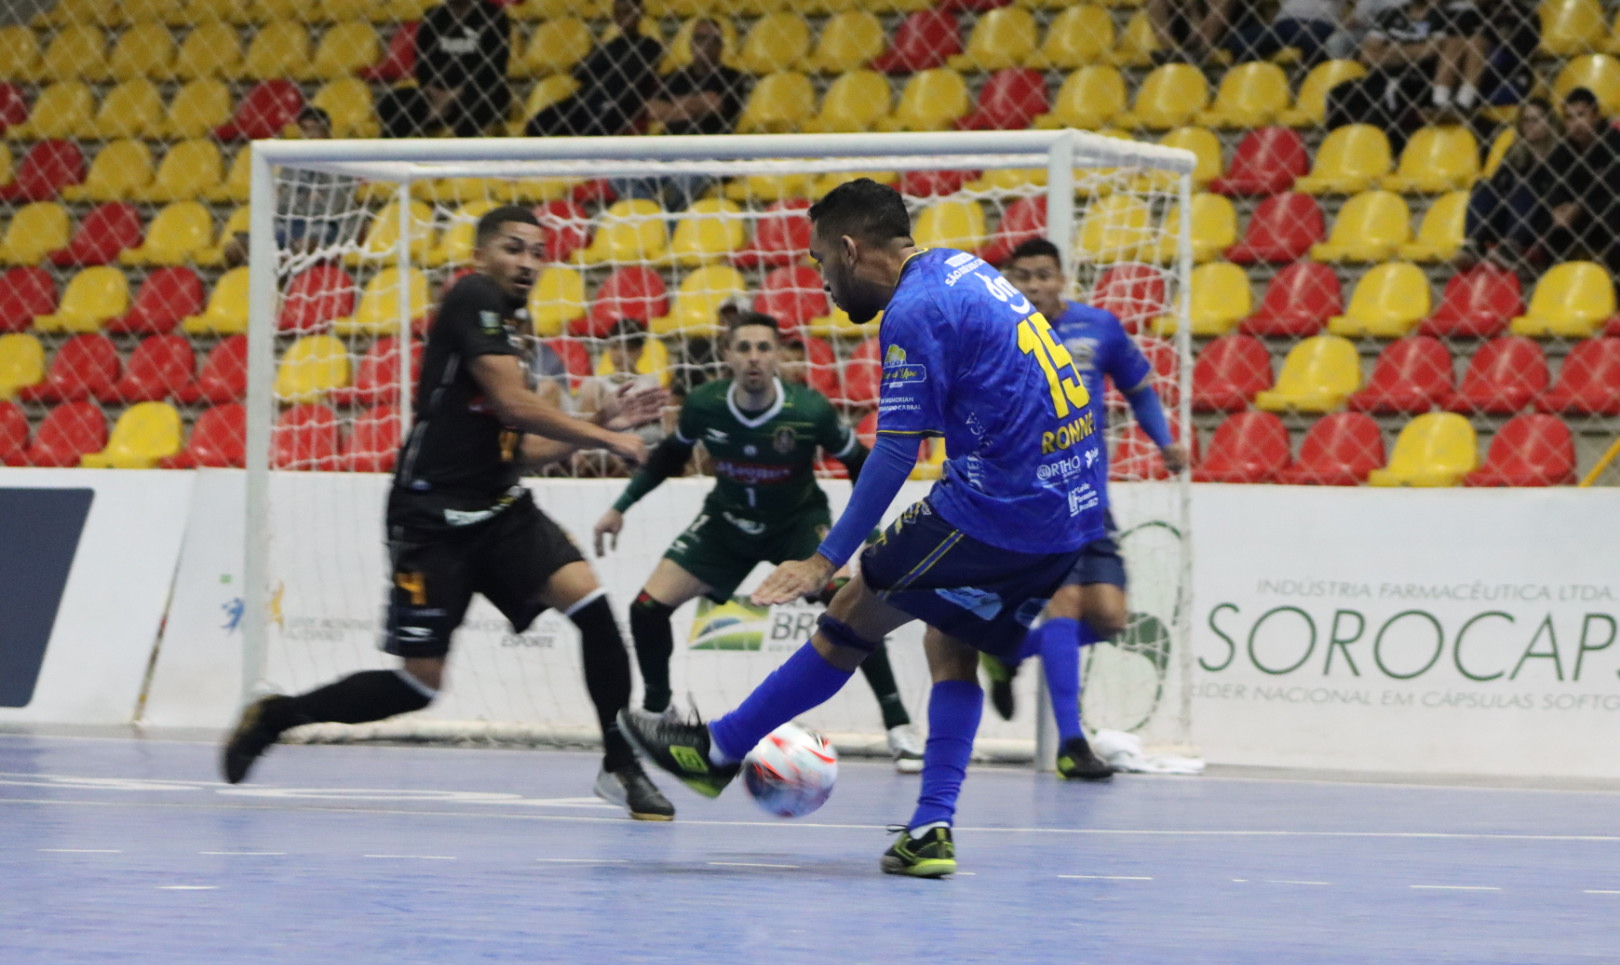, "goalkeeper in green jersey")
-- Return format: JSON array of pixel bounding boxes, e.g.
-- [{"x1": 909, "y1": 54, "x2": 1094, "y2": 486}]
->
[{"x1": 593, "y1": 312, "x2": 925, "y2": 774}]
